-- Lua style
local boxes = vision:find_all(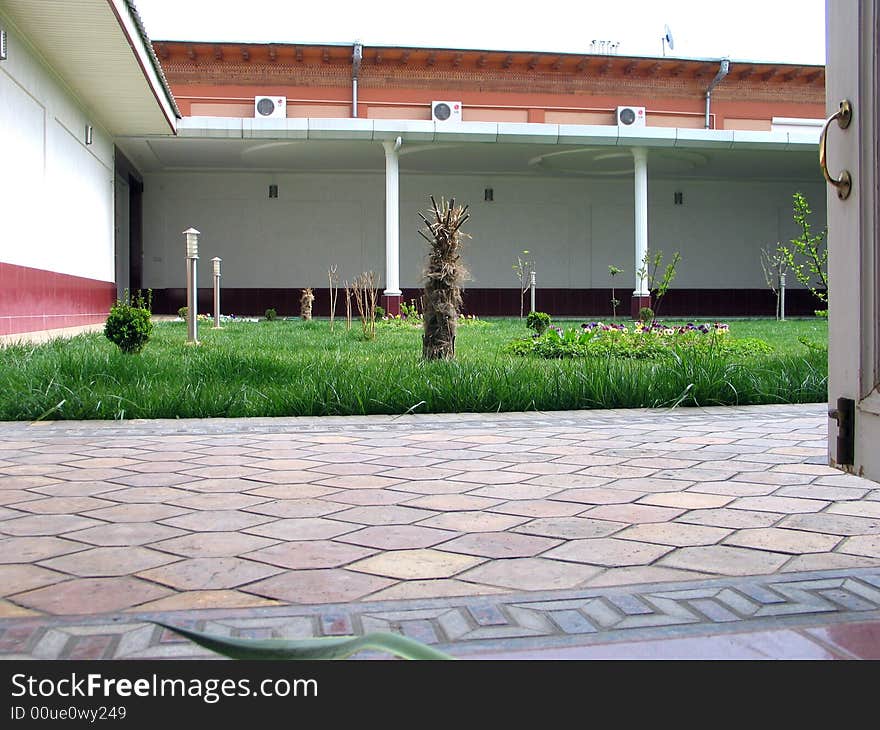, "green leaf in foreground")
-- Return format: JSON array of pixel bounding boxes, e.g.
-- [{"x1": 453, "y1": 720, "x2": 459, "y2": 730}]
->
[{"x1": 154, "y1": 622, "x2": 454, "y2": 660}]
